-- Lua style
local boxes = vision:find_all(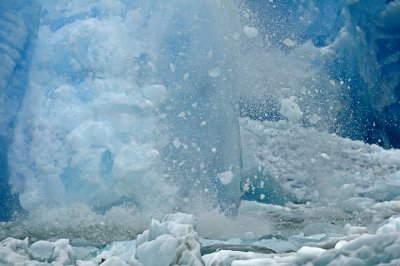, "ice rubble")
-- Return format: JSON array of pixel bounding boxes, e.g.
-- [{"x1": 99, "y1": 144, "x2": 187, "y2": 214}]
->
[{"x1": 1, "y1": 213, "x2": 400, "y2": 265}]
